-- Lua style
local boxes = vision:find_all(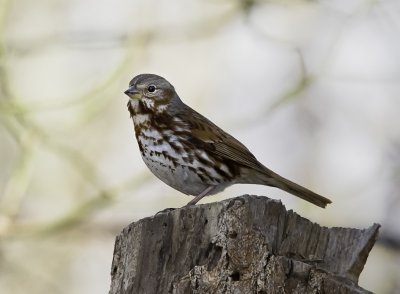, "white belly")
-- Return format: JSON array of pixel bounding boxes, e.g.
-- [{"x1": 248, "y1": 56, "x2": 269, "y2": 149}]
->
[{"x1": 137, "y1": 131, "x2": 230, "y2": 196}]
